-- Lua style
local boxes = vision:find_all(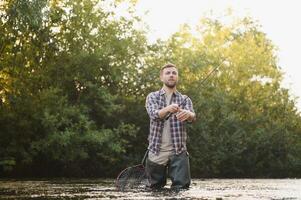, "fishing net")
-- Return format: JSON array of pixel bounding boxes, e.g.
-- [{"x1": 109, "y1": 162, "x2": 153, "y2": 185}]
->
[{"x1": 115, "y1": 164, "x2": 149, "y2": 191}]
